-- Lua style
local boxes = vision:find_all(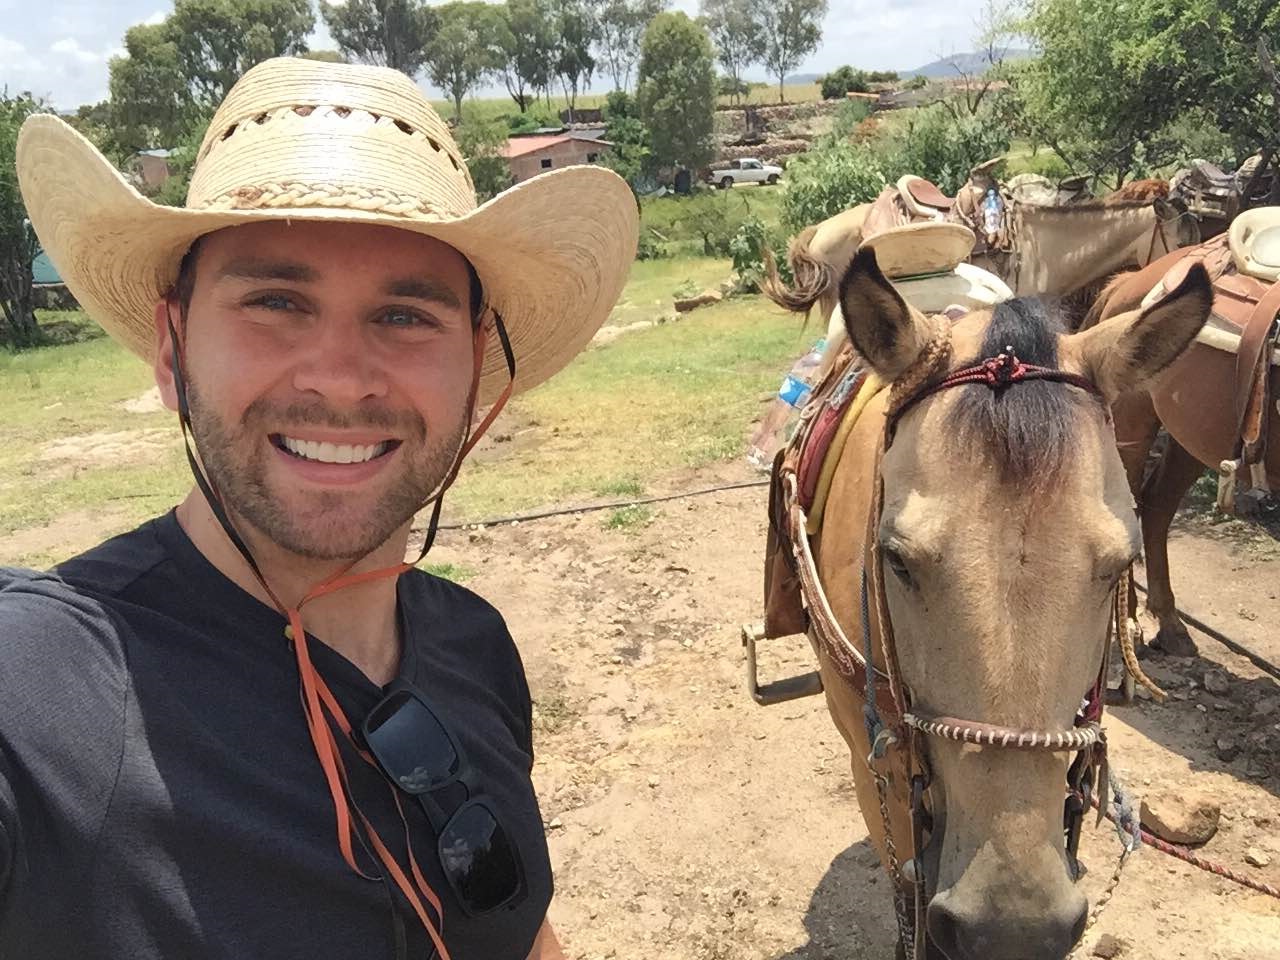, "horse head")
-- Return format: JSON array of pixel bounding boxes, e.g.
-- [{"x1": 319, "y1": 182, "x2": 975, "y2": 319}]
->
[{"x1": 833, "y1": 249, "x2": 1212, "y2": 959}]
